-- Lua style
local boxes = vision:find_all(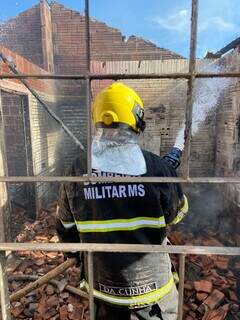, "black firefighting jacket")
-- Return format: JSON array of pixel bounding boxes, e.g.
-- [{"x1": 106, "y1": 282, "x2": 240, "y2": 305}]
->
[{"x1": 56, "y1": 150, "x2": 188, "y2": 307}]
